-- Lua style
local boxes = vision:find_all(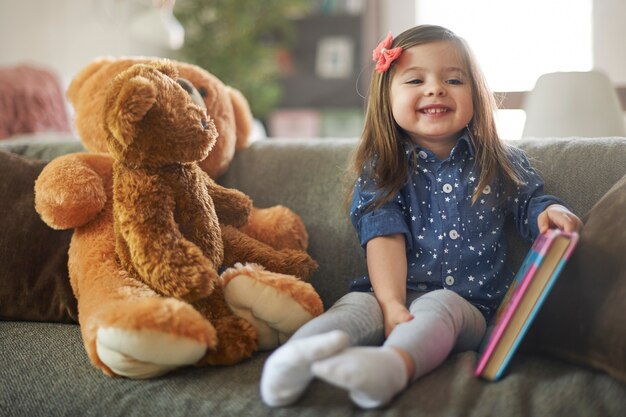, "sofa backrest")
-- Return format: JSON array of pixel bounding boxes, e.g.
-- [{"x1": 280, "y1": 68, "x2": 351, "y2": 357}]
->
[{"x1": 220, "y1": 137, "x2": 626, "y2": 308}]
